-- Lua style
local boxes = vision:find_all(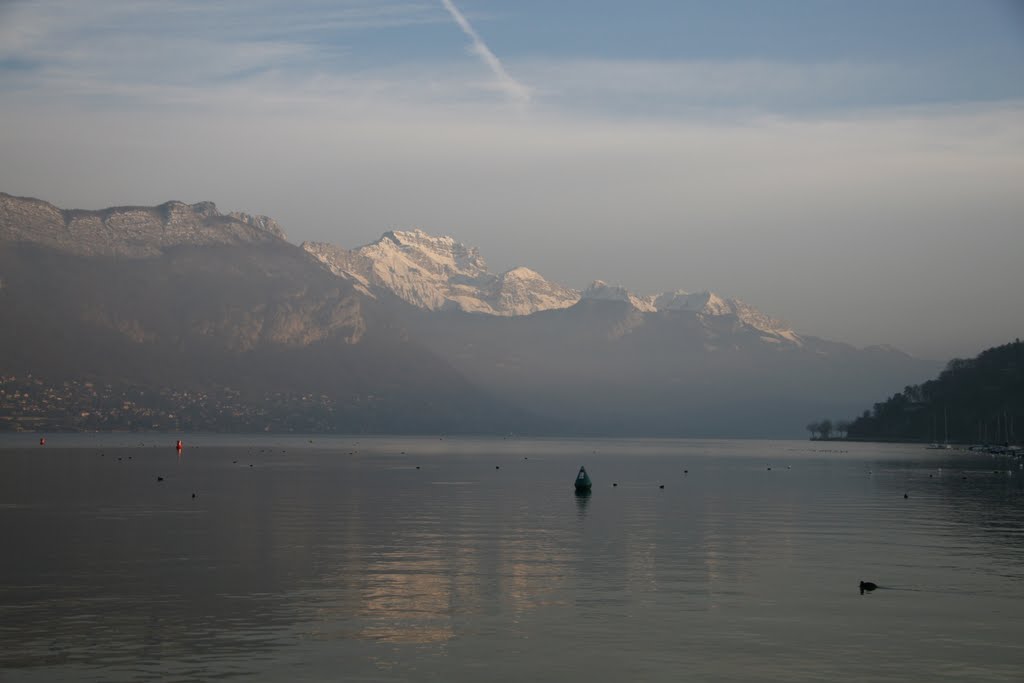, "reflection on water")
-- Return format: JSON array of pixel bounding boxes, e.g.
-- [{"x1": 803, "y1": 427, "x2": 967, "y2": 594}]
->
[
  {"x1": 574, "y1": 489, "x2": 591, "y2": 517},
  {"x1": 1, "y1": 437, "x2": 1023, "y2": 682}
]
